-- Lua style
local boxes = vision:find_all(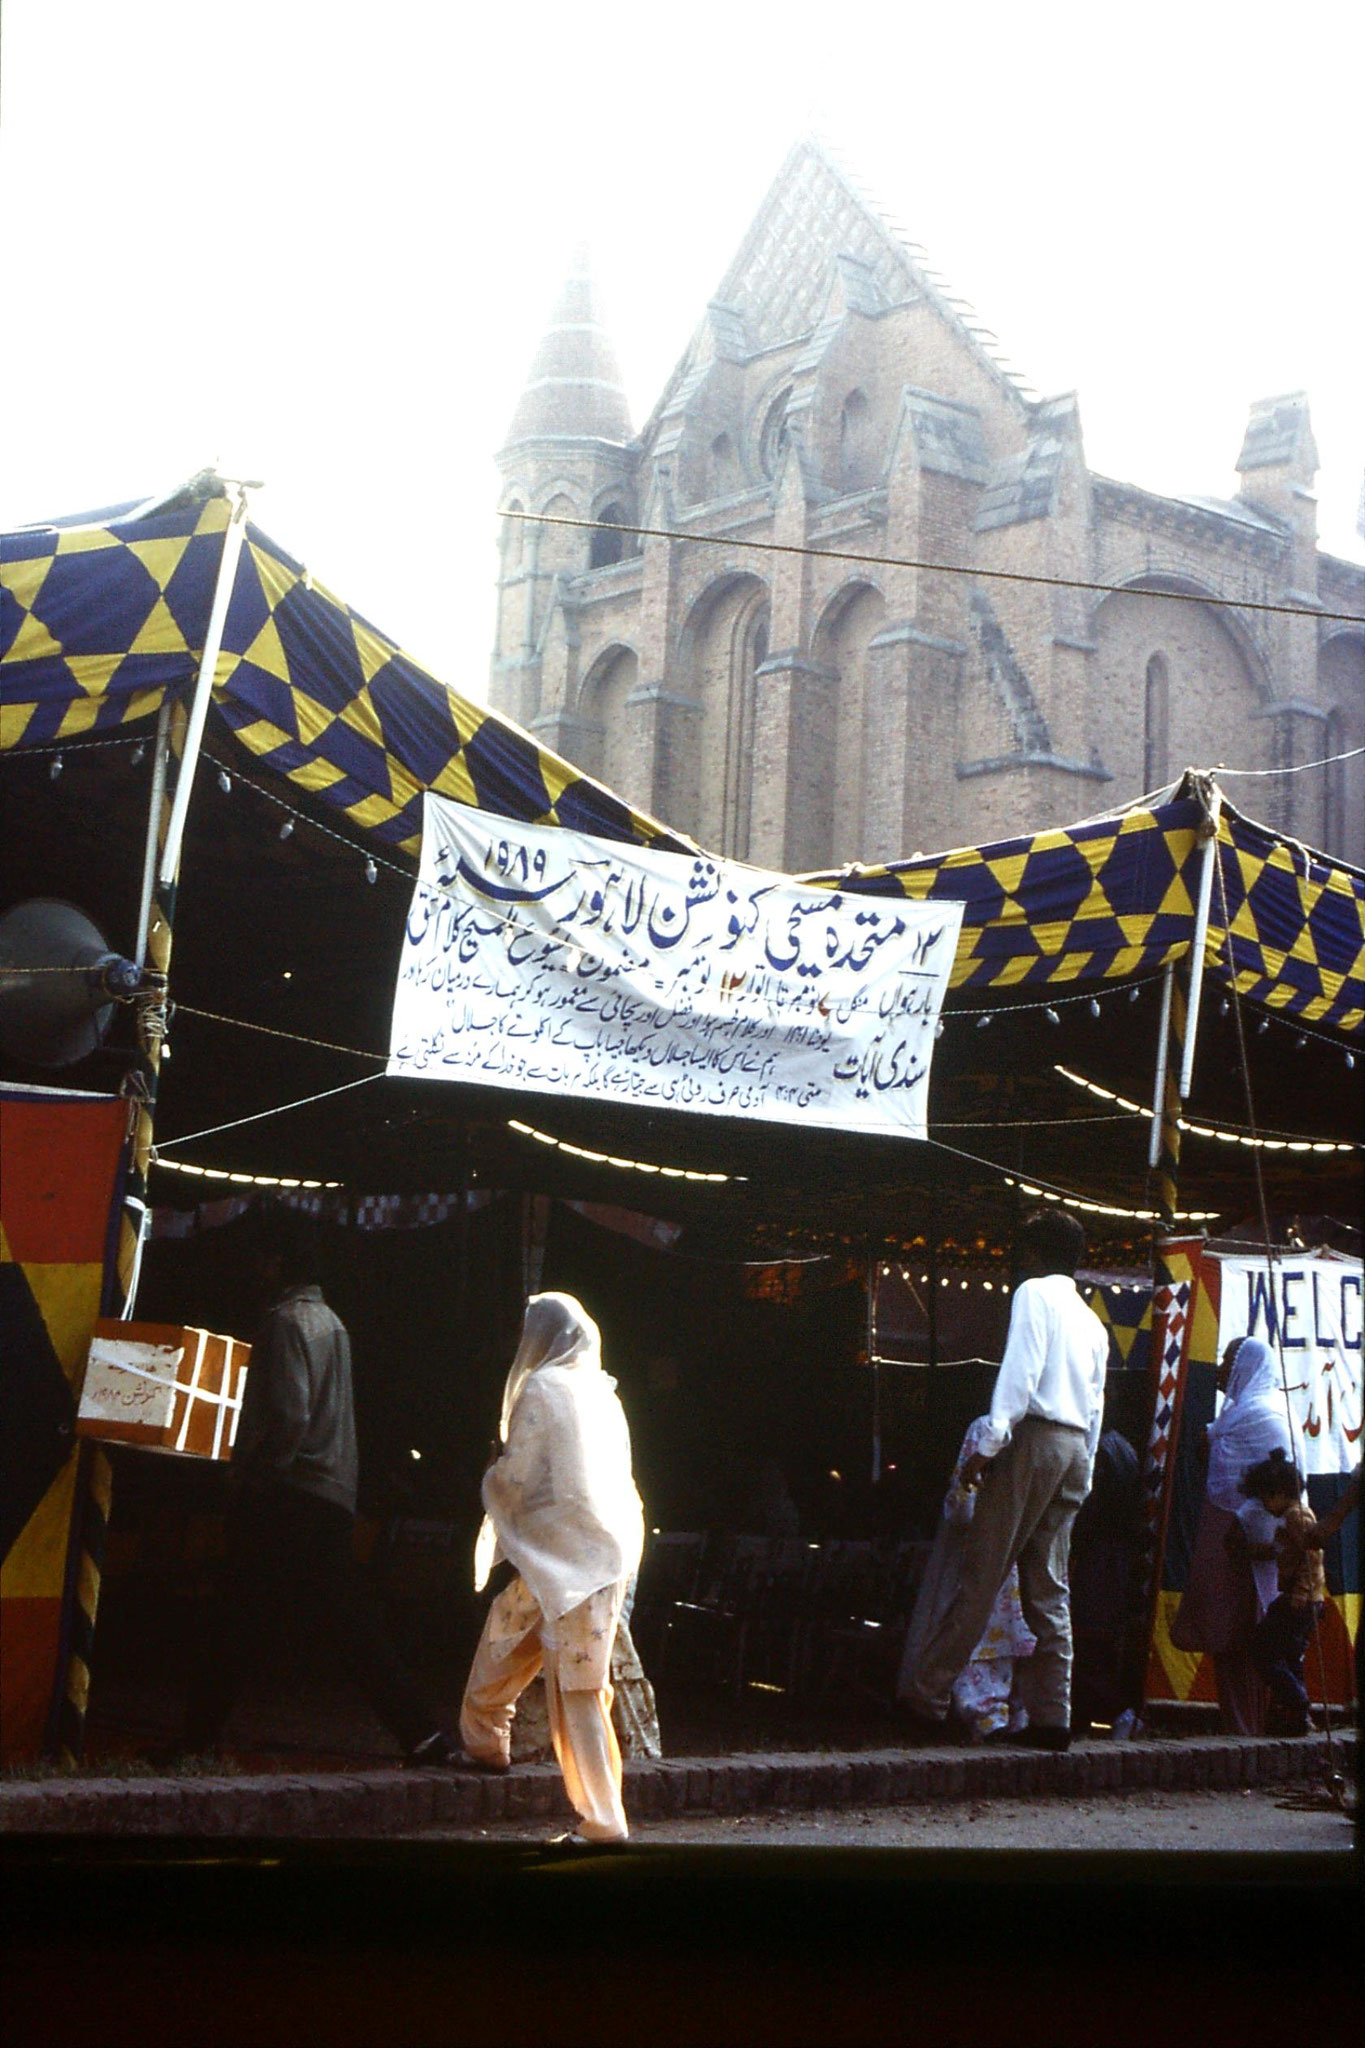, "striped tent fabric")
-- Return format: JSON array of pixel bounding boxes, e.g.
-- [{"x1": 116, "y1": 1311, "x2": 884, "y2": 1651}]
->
[
  {"x1": 816, "y1": 799, "x2": 1365, "y2": 1034},
  {"x1": 4, "y1": 479, "x2": 1362, "y2": 1034},
  {"x1": 0, "y1": 482, "x2": 690, "y2": 859}
]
